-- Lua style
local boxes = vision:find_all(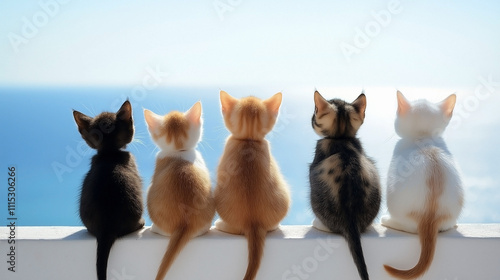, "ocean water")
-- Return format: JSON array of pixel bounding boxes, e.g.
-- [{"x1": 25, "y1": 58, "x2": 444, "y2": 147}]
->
[{"x1": 0, "y1": 86, "x2": 498, "y2": 226}]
